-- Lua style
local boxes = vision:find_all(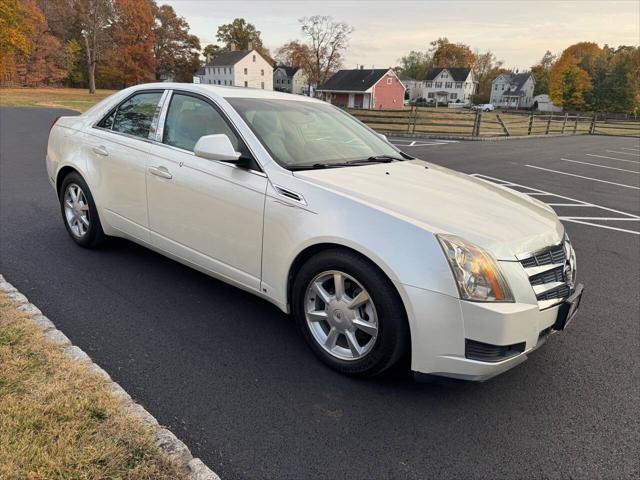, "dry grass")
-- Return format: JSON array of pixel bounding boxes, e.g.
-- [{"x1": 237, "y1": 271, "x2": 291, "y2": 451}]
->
[
  {"x1": 0, "y1": 88, "x2": 116, "y2": 112},
  {"x1": 0, "y1": 293, "x2": 189, "y2": 480}
]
